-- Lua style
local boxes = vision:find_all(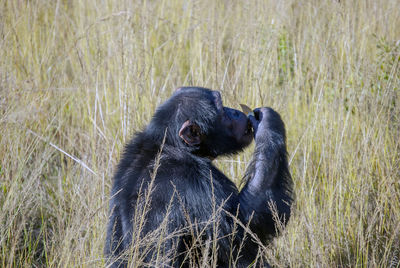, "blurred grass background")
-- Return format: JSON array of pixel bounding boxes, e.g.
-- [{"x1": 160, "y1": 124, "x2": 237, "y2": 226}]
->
[{"x1": 0, "y1": 0, "x2": 399, "y2": 267}]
